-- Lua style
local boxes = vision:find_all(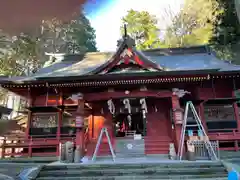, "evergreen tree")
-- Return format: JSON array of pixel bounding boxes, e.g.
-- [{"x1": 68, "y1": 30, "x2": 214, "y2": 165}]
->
[{"x1": 120, "y1": 9, "x2": 163, "y2": 50}]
